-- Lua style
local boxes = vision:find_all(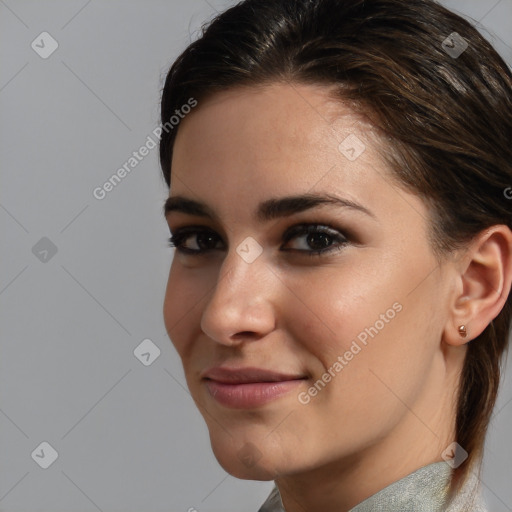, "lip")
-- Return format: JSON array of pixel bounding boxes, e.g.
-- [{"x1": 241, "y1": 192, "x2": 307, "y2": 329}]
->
[{"x1": 202, "y1": 366, "x2": 307, "y2": 408}]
